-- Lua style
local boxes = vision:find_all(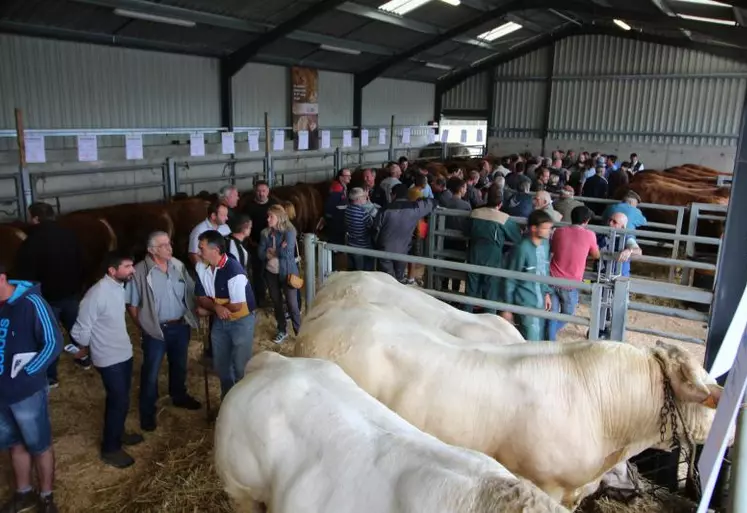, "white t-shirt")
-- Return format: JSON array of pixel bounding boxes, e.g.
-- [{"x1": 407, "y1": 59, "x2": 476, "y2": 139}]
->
[{"x1": 188, "y1": 218, "x2": 231, "y2": 254}]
